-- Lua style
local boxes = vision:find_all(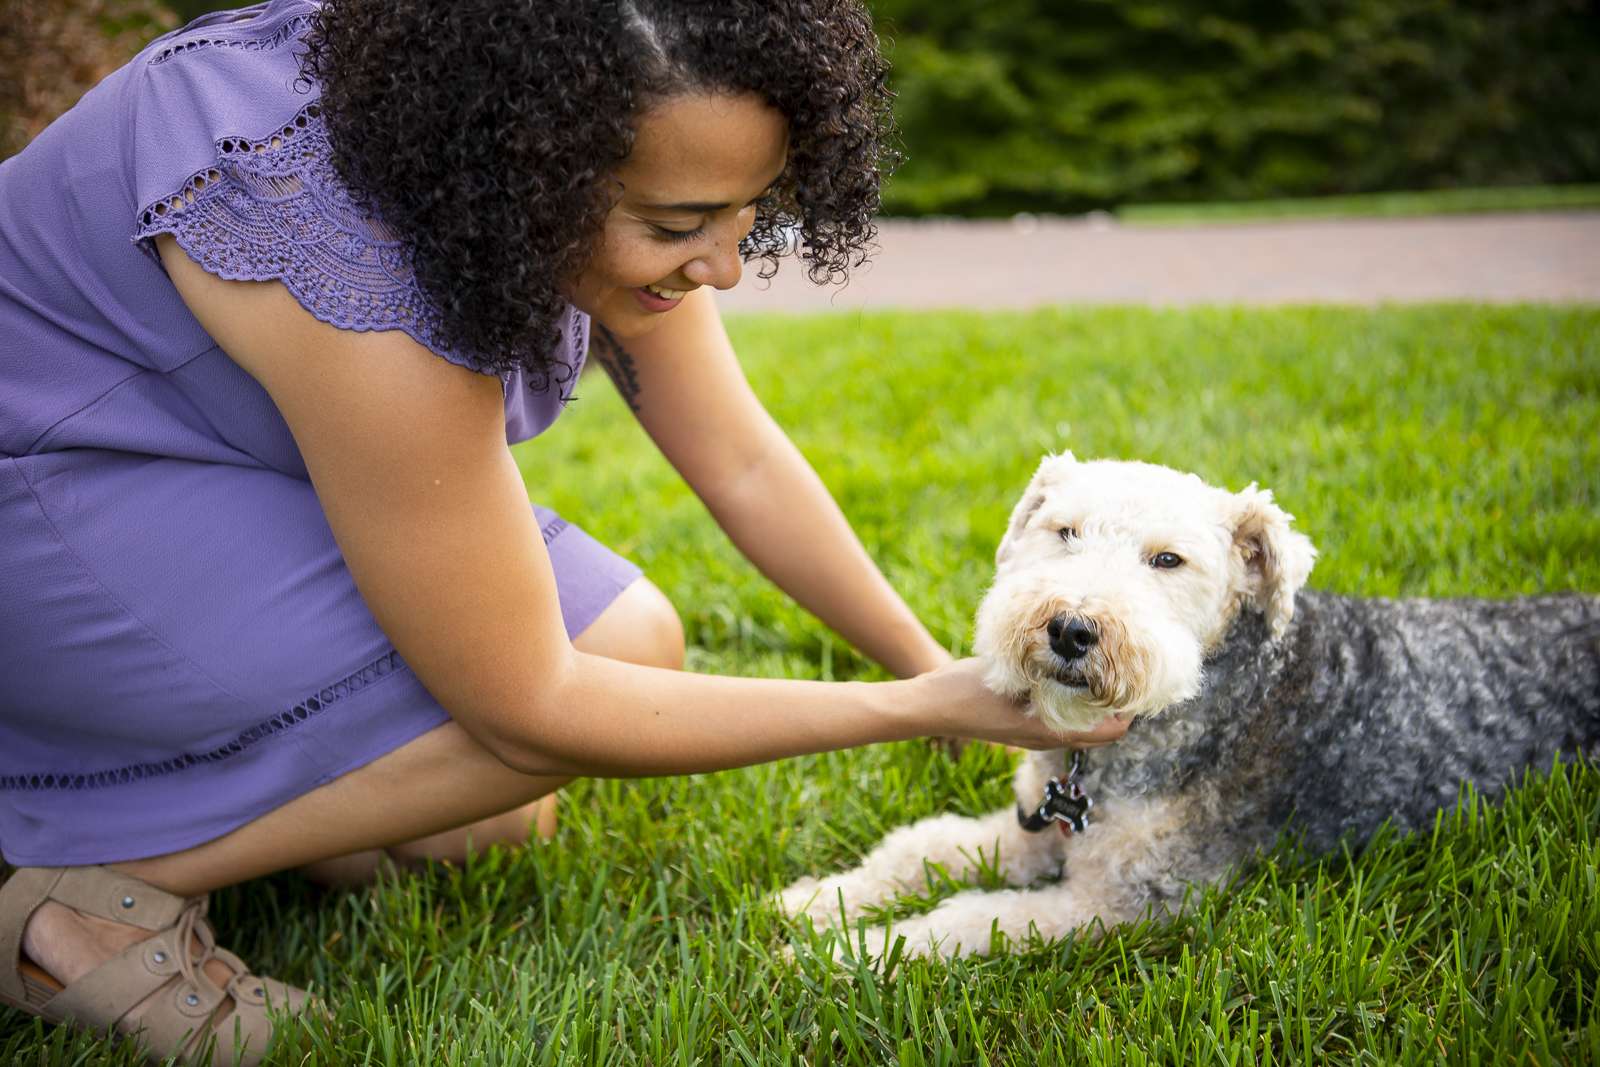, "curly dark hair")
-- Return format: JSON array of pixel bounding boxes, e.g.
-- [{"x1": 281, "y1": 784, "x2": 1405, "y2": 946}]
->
[{"x1": 298, "y1": 0, "x2": 899, "y2": 384}]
